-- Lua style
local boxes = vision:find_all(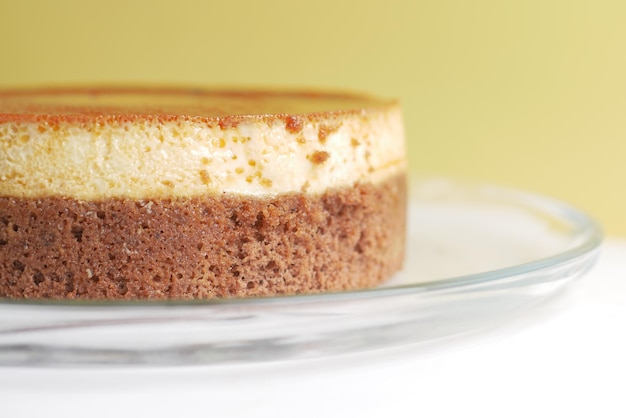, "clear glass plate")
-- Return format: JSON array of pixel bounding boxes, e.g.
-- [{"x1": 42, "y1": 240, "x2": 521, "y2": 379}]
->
[{"x1": 0, "y1": 179, "x2": 602, "y2": 366}]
